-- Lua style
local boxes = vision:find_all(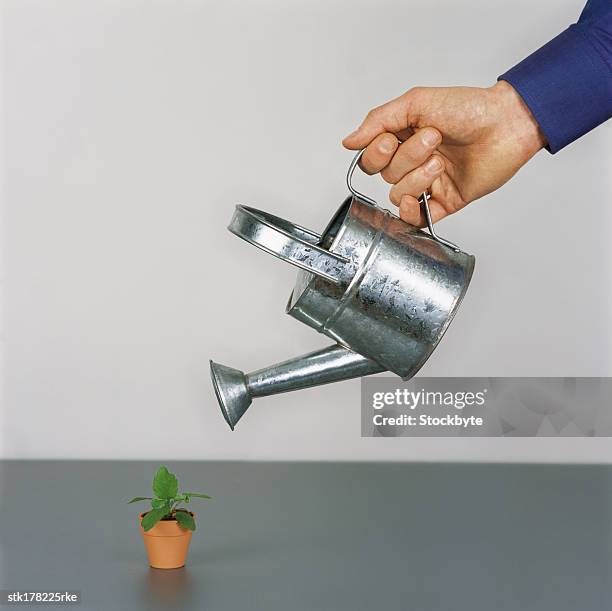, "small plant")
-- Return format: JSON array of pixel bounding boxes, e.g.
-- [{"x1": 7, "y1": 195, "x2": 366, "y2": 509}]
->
[{"x1": 129, "y1": 465, "x2": 211, "y2": 532}]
